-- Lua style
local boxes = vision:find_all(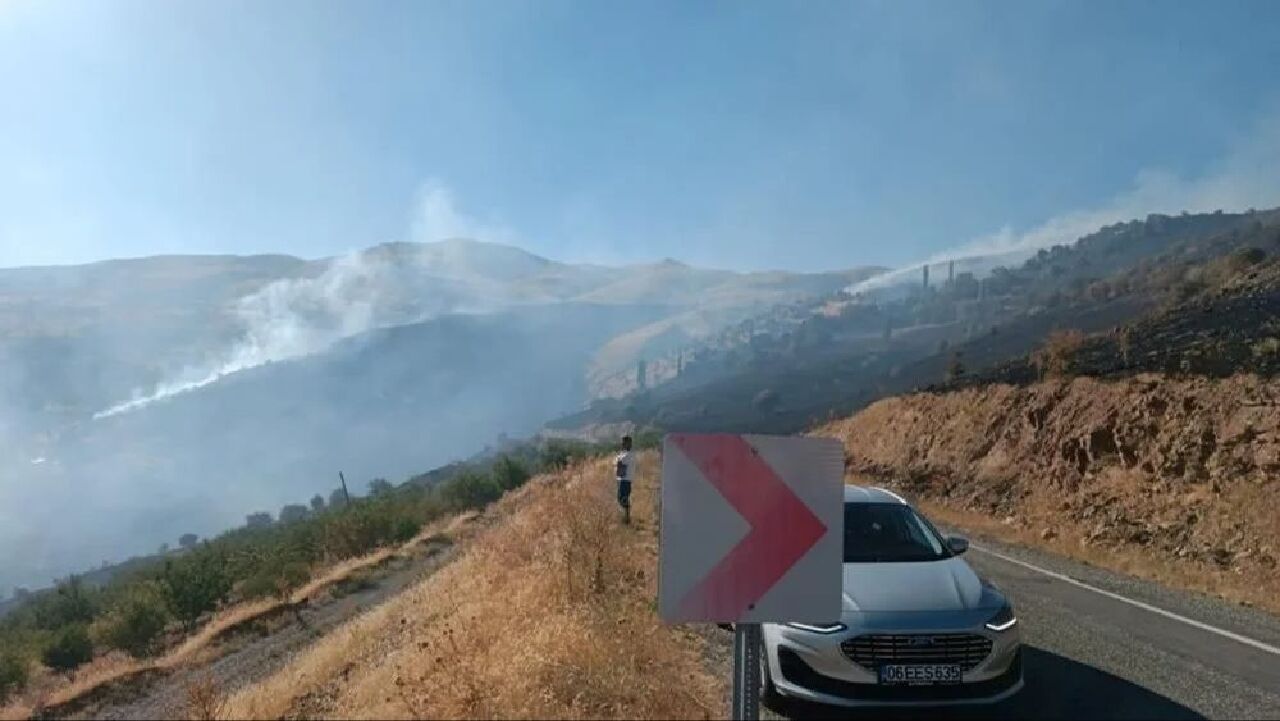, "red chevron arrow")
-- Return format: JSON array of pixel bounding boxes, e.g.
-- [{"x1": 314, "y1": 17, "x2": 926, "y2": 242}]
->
[{"x1": 670, "y1": 434, "x2": 828, "y2": 620}]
